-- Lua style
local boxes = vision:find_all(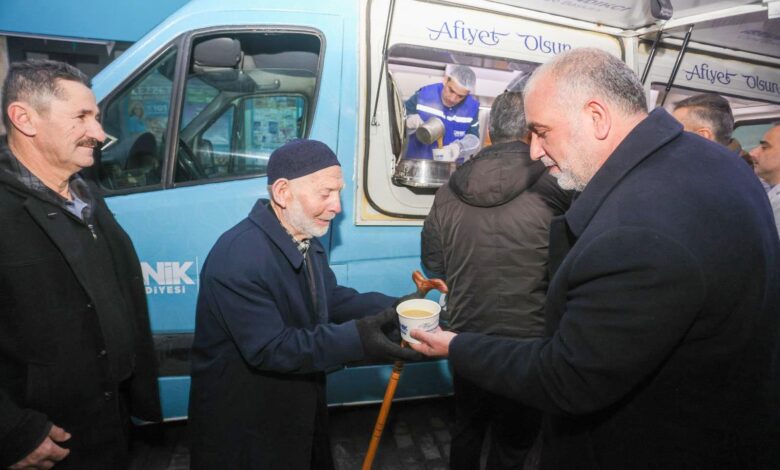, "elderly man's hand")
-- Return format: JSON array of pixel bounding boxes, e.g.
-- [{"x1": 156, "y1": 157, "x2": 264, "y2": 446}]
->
[
  {"x1": 10, "y1": 424, "x2": 71, "y2": 469},
  {"x1": 409, "y1": 327, "x2": 457, "y2": 357},
  {"x1": 355, "y1": 308, "x2": 423, "y2": 362}
]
